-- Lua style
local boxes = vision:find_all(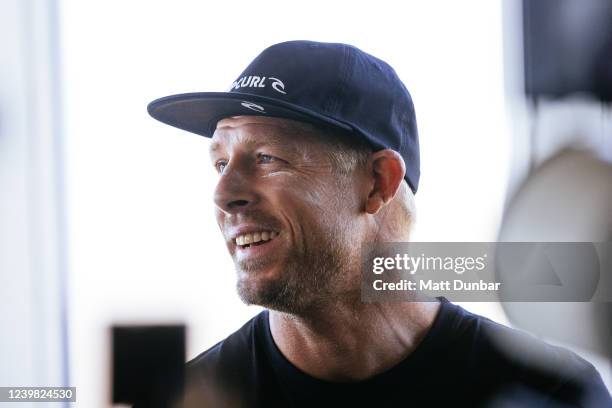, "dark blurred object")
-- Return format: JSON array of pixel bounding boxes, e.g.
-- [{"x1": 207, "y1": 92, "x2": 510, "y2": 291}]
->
[
  {"x1": 523, "y1": 0, "x2": 612, "y2": 102},
  {"x1": 112, "y1": 325, "x2": 185, "y2": 408}
]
